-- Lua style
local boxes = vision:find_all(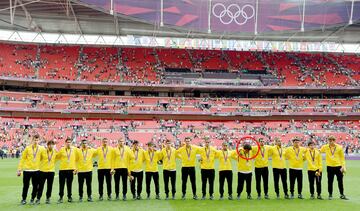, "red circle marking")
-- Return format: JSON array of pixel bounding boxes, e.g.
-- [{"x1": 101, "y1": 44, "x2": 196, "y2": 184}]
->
[{"x1": 235, "y1": 136, "x2": 261, "y2": 161}]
